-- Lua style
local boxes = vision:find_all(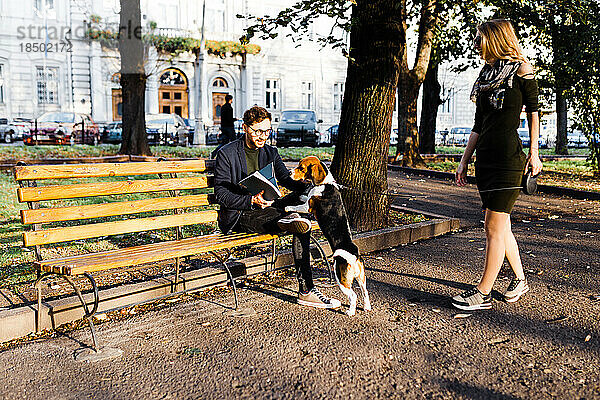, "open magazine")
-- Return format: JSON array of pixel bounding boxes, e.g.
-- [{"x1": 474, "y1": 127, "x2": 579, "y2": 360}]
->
[{"x1": 239, "y1": 162, "x2": 282, "y2": 201}]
